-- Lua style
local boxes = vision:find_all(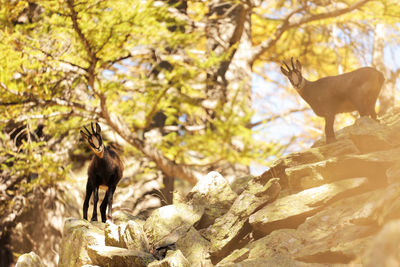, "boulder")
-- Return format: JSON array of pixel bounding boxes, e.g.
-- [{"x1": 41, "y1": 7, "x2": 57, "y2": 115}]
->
[
  {"x1": 257, "y1": 139, "x2": 359, "y2": 189},
  {"x1": 147, "y1": 250, "x2": 190, "y2": 267},
  {"x1": 175, "y1": 227, "x2": 212, "y2": 267},
  {"x1": 58, "y1": 218, "x2": 105, "y2": 267},
  {"x1": 87, "y1": 245, "x2": 155, "y2": 267},
  {"x1": 15, "y1": 252, "x2": 46, "y2": 267},
  {"x1": 121, "y1": 220, "x2": 150, "y2": 251},
  {"x1": 105, "y1": 221, "x2": 121, "y2": 247},
  {"x1": 144, "y1": 203, "x2": 204, "y2": 249},
  {"x1": 286, "y1": 148, "x2": 400, "y2": 190},
  {"x1": 187, "y1": 171, "x2": 237, "y2": 229},
  {"x1": 249, "y1": 177, "x2": 368, "y2": 235},
  {"x1": 217, "y1": 256, "x2": 324, "y2": 267},
  {"x1": 222, "y1": 184, "x2": 400, "y2": 265},
  {"x1": 112, "y1": 210, "x2": 145, "y2": 226},
  {"x1": 386, "y1": 161, "x2": 400, "y2": 183},
  {"x1": 335, "y1": 116, "x2": 399, "y2": 153},
  {"x1": 104, "y1": 220, "x2": 149, "y2": 251},
  {"x1": 361, "y1": 219, "x2": 400, "y2": 267},
  {"x1": 203, "y1": 178, "x2": 280, "y2": 262},
  {"x1": 230, "y1": 175, "x2": 254, "y2": 195}
]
